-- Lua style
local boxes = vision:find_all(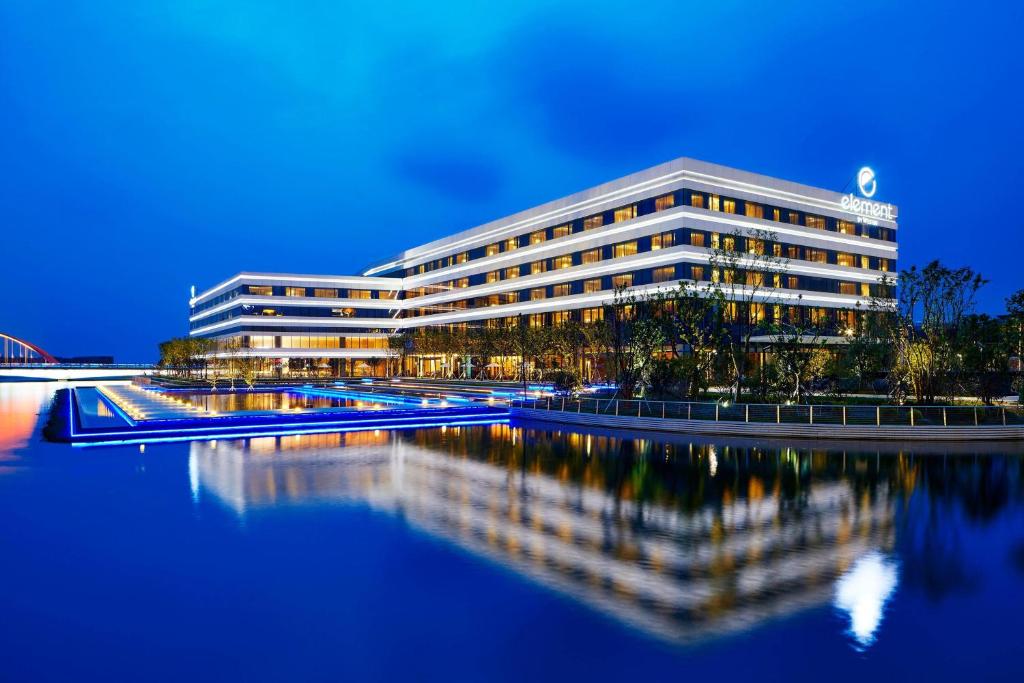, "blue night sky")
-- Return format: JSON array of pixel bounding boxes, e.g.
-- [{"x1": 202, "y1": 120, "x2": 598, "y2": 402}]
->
[{"x1": 1, "y1": 0, "x2": 1021, "y2": 361}]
